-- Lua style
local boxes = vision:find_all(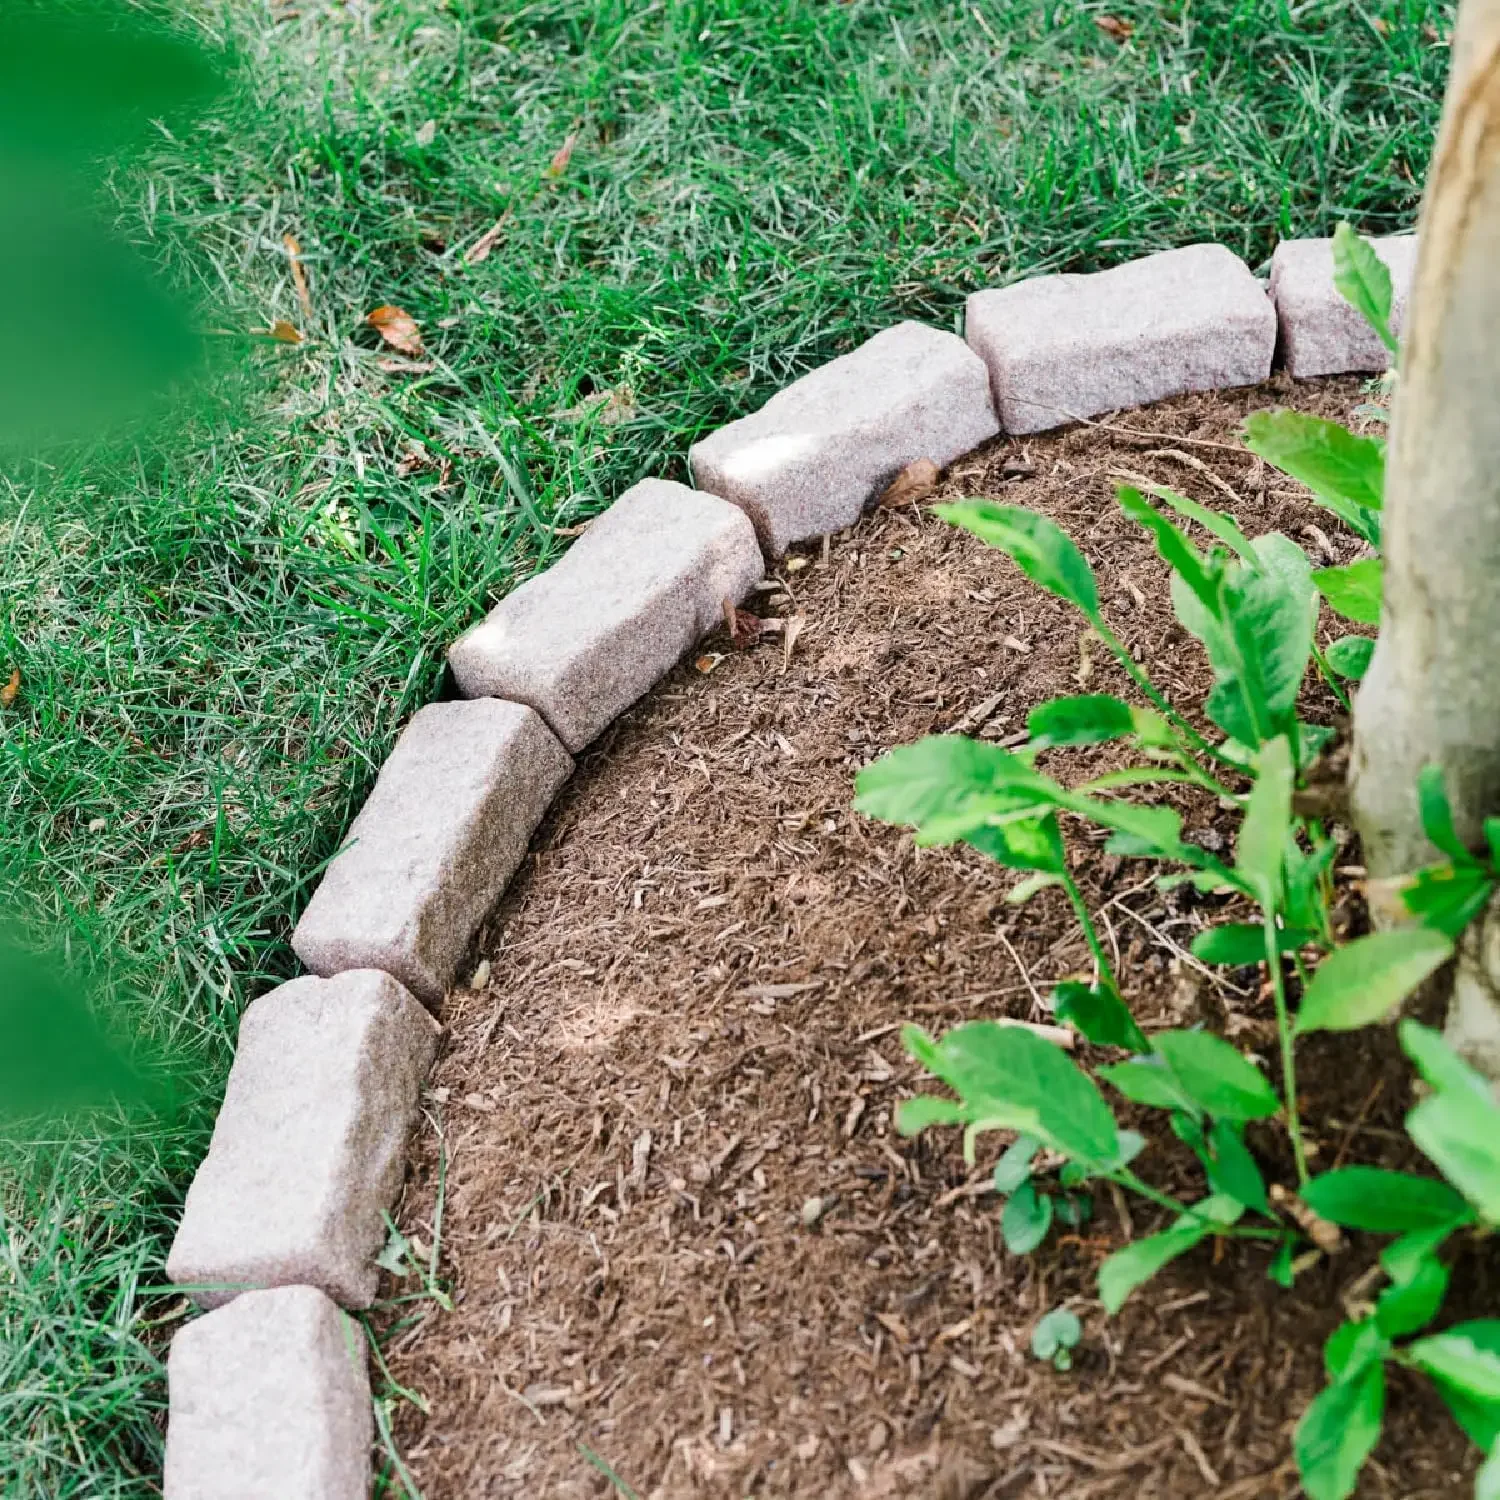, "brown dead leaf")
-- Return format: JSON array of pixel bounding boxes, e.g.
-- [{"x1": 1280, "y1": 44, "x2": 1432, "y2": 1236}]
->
[
  {"x1": 546, "y1": 129, "x2": 581, "y2": 178},
  {"x1": 367, "y1": 305, "x2": 425, "y2": 357},
  {"x1": 1095, "y1": 14, "x2": 1134, "y2": 40},
  {"x1": 268, "y1": 318, "x2": 303, "y2": 344},
  {"x1": 464, "y1": 212, "x2": 511, "y2": 266},
  {"x1": 0, "y1": 667, "x2": 18, "y2": 707},
  {"x1": 173, "y1": 827, "x2": 212, "y2": 857},
  {"x1": 722, "y1": 599, "x2": 767, "y2": 648},
  {"x1": 878, "y1": 458, "x2": 940, "y2": 508},
  {"x1": 377, "y1": 358, "x2": 435, "y2": 374},
  {"x1": 283, "y1": 234, "x2": 314, "y2": 325},
  {"x1": 781, "y1": 613, "x2": 806, "y2": 673},
  {"x1": 694, "y1": 654, "x2": 723, "y2": 674}
]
